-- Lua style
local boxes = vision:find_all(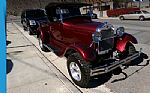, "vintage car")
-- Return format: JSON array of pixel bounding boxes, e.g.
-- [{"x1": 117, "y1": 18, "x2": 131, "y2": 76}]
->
[
  {"x1": 37, "y1": 3, "x2": 141, "y2": 87},
  {"x1": 21, "y1": 9, "x2": 48, "y2": 35}
]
